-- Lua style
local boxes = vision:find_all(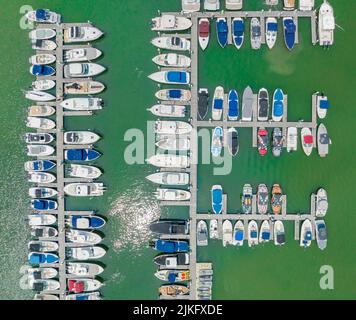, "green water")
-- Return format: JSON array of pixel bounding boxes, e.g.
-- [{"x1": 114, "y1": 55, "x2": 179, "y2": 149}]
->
[{"x1": 0, "y1": 0, "x2": 355, "y2": 300}]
